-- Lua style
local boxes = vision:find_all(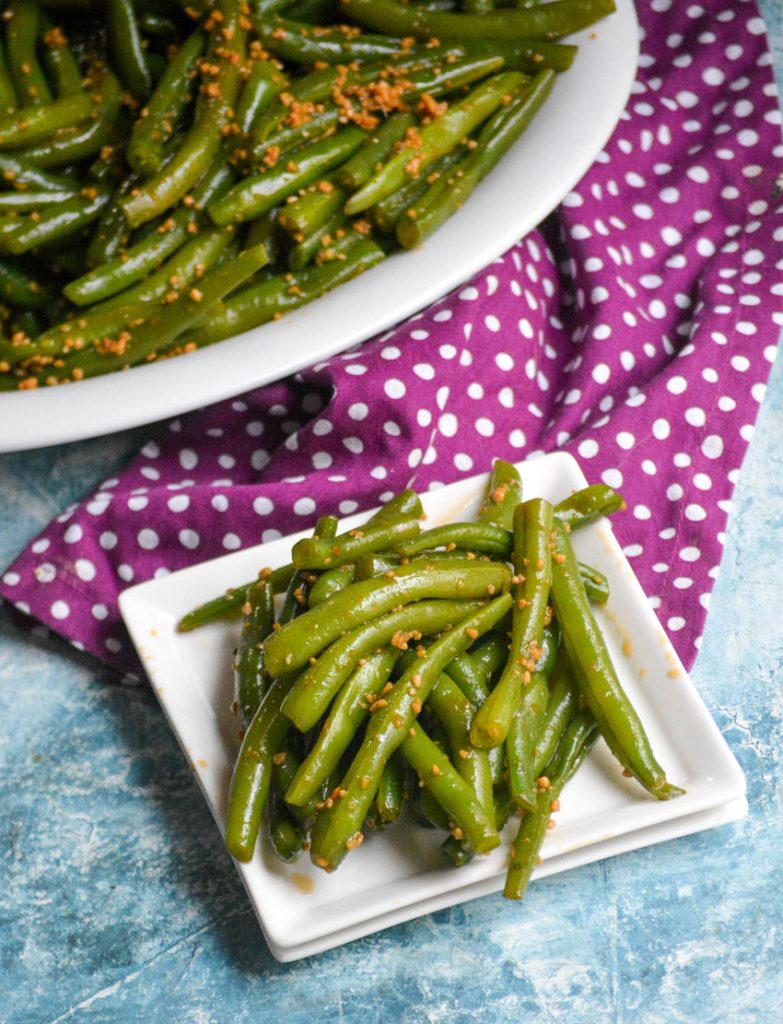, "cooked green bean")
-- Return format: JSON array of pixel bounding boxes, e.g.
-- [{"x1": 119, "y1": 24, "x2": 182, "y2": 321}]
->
[
  {"x1": 309, "y1": 595, "x2": 510, "y2": 870},
  {"x1": 0, "y1": 39, "x2": 17, "y2": 113},
  {"x1": 285, "y1": 648, "x2": 400, "y2": 807},
  {"x1": 282, "y1": 597, "x2": 486, "y2": 732},
  {"x1": 0, "y1": 256, "x2": 52, "y2": 308},
  {"x1": 554, "y1": 484, "x2": 626, "y2": 529},
  {"x1": 375, "y1": 753, "x2": 406, "y2": 824},
  {"x1": 398, "y1": 70, "x2": 554, "y2": 248},
  {"x1": 121, "y1": 0, "x2": 246, "y2": 227},
  {"x1": 471, "y1": 499, "x2": 553, "y2": 749},
  {"x1": 210, "y1": 125, "x2": 365, "y2": 226},
  {"x1": 0, "y1": 90, "x2": 94, "y2": 149},
  {"x1": 292, "y1": 516, "x2": 420, "y2": 570},
  {"x1": 340, "y1": 0, "x2": 617, "y2": 43},
  {"x1": 40, "y1": 20, "x2": 83, "y2": 96},
  {"x1": 0, "y1": 186, "x2": 110, "y2": 254},
  {"x1": 108, "y1": 0, "x2": 153, "y2": 101},
  {"x1": 233, "y1": 578, "x2": 275, "y2": 731},
  {"x1": 549, "y1": 520, "x2": 683, "y2": 800},
  {"x1": 346, "y1": 71, "x2": 524, "y2": 214},
  {"x1": 127, "y1": 29, "x2": 205, "y2": 176},
  {"x1": 506, "y1": 671, "x2": 549, "y2": 811},
  {"x1": 6, "y1": 0, "x2": 52, "y2": 106},
  {"x1": 397, "y1": 521, "x2": 512, "y2": 560},
  {"x1": 477, "y1": 459, "x2": 523, "y2": 530},
  {"x1": 336, "y1": 111, "x2": 414, "y2": 190},
  {"x1": 504, "y1": 709, "x2": 598, "y2": 900},
  {"x1": 268, "y1": 803, "x2": 307, "y2": 861}
]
